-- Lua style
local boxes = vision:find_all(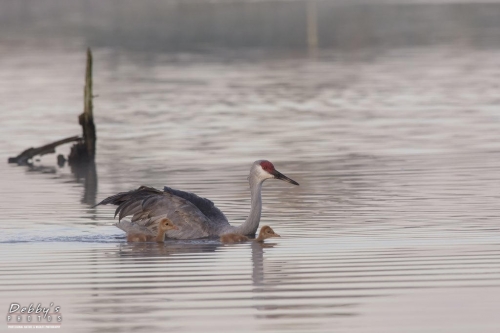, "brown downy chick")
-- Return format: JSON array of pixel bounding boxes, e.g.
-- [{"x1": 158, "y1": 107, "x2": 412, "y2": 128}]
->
[
  {"x1": 219, "y1": 233, "x2": 249, "y2": 243},
  {"x1": 254, "y1": 225, "x2": 280, "y2": 242},
  {"x1": 127, "y1": 218, "x2": 178, "y2": 243},
  {"x1": 220, "y1": 225, "x2": 280, "y2": 244}
]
